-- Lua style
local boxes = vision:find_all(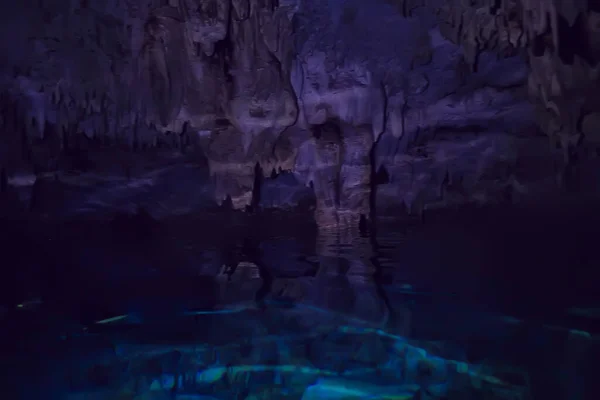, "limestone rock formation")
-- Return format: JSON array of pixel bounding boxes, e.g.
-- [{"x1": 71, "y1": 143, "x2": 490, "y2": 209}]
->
[{"x1": 1, "y1": 0, "x2": 599, "y2": 227}]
